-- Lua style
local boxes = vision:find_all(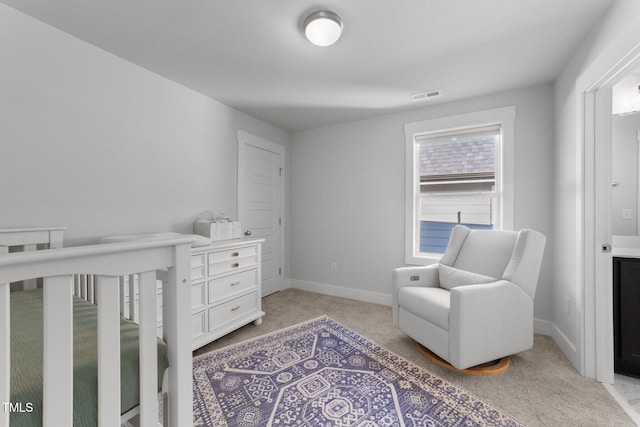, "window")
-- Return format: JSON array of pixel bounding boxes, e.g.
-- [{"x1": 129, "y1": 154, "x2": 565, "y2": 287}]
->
[
  {"x1": 405, "y1": 107, "x2": 515, "y2": 264},
  {"x1": 418, "y1": 127, "x2": 499, "y2": 253}
]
